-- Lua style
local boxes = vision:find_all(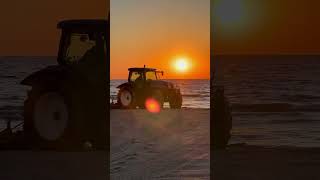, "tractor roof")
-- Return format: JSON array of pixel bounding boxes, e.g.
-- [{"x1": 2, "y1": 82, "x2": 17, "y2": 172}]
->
[
  {"x1": 128, "y1": 68, "x2": 157, "y2": 72},
  {"x1": 57, "y1": 19, "x2": 108, "y2": 31}
]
